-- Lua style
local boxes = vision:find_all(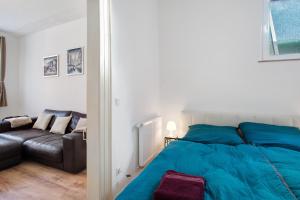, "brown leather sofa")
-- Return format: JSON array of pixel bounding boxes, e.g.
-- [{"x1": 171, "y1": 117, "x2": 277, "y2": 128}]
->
[
  {"x1": 0, "y1": 109, "x2": 86, "y2": 173},
  {"x1": 0, "y1": 137, "x2": 22, "y2": 170}
]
